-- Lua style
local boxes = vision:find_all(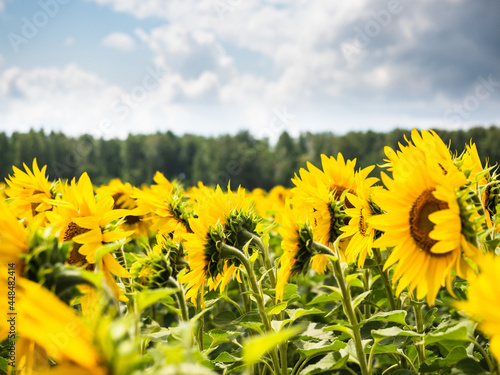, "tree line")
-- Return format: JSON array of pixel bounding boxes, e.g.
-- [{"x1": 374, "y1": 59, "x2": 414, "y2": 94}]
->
[{"x1": 0, "y1": 126, "x2": 498, "y2": 190}]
